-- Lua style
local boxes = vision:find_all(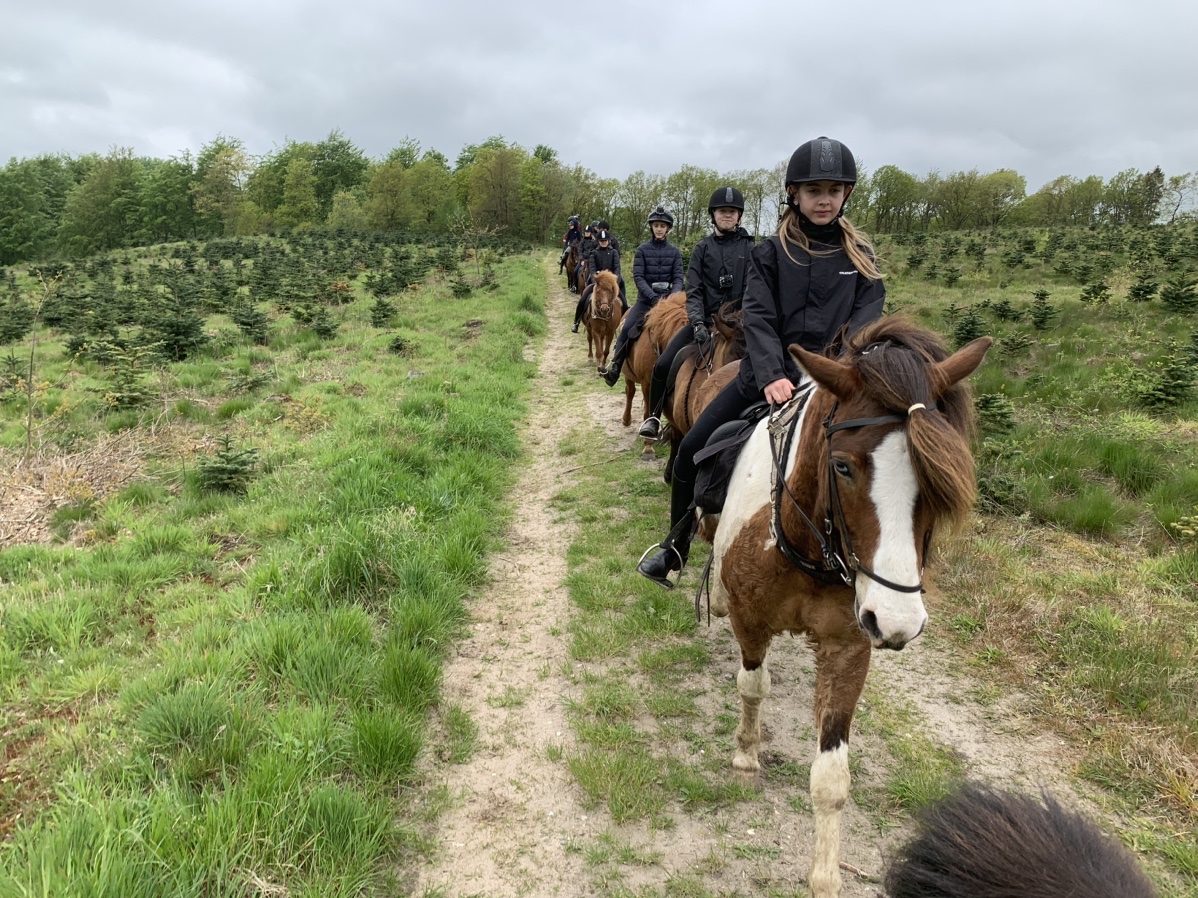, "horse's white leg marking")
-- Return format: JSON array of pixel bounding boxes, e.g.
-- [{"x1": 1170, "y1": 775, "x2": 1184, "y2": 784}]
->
[
  {"x1": 856, "y1": 431, "x2": 927, "y2": 645},
  {"x1": 732, "y1": 663, "x2": 771, "y2": 771},
  {"x1": 809, "y1": 742, "x2": 850, "y2": 898}
]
